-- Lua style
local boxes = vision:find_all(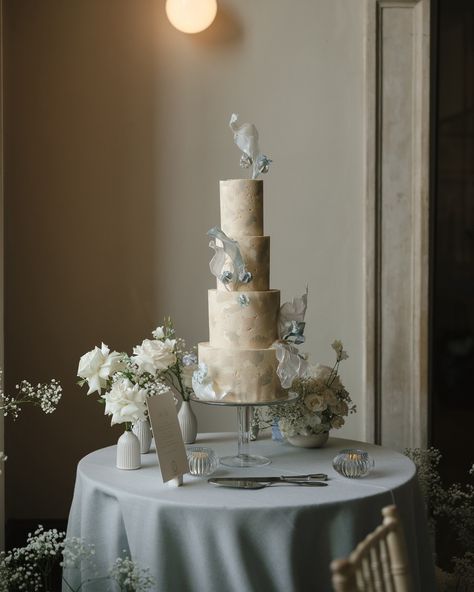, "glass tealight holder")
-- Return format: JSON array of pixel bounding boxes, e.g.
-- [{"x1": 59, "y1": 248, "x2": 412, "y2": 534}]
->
[
  {"x1": 186, "y1": 446, "x2": 219, "y2": 476},
  {"x1": 332, "y1": 448, "x2": 374, "y2": 478}
]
